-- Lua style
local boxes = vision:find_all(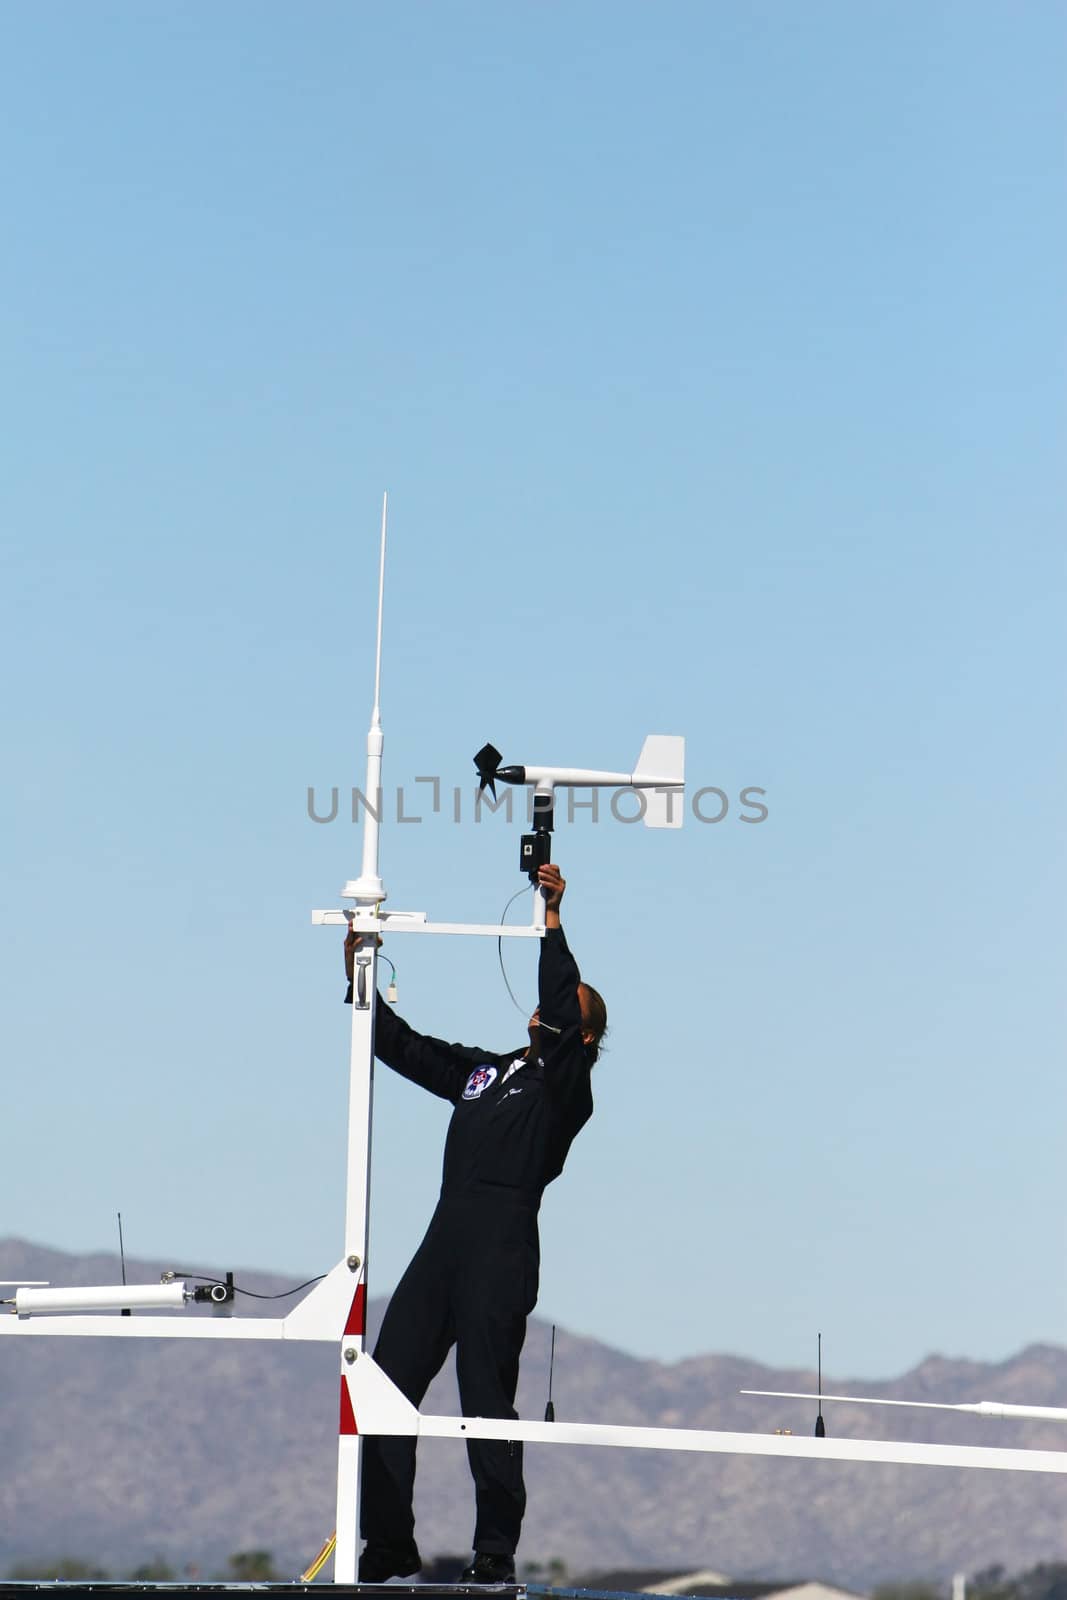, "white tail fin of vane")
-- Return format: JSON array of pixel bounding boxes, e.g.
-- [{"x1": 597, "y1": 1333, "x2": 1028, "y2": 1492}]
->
[{"x1": 633, "y1": 734, "x2": 685, "y2": 829}]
